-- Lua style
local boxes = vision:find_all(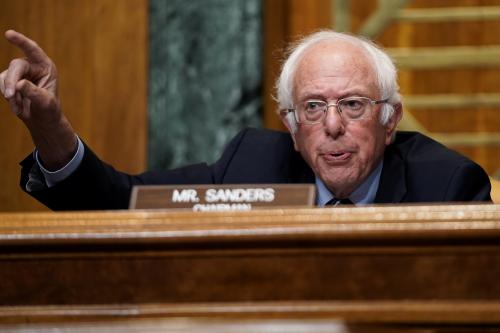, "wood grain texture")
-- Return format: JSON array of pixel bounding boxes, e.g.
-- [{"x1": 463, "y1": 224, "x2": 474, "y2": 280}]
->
[
  {"x1": 0, "y1": 205, "x2": 499, "y2": 305},
  {"x1": 0, "y1": 205, "x2": 500, "y2": 332},
  {"x1": 2, "y1": 301, "x2": 500, "y2": 322},
  {"x1": 0, "y1": 0, "x2": 148, "y2": 212}
]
